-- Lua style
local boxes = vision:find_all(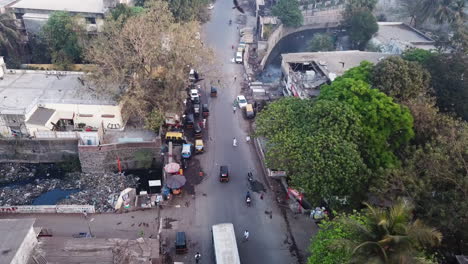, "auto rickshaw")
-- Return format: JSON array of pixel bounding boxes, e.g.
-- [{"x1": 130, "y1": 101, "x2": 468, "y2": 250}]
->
[
  {"x1": 175, "y1": 231, "x2": 188, "y2": 254},
  {"x1": 219, "y1": 165, "x2": 229, "y2": 182},
  {"x1": 202, "y1": 104, "x2": 209, "y2": 117},
  {"x1": 210, "y1": 86, "x2": 218, "y2": 97},
  {"x1": 195, "y1": 139, "x2": 204, "y2": 153},
  {"x1": 194, "y1": 123, "x2": 202, "y2": 139}
]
